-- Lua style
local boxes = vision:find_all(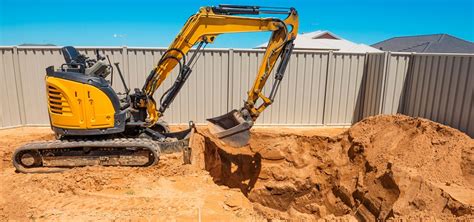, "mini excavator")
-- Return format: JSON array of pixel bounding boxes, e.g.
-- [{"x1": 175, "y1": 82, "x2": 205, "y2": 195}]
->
[{"x1": 12, "y1": 5, "x2": 299, "y2": 173}]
